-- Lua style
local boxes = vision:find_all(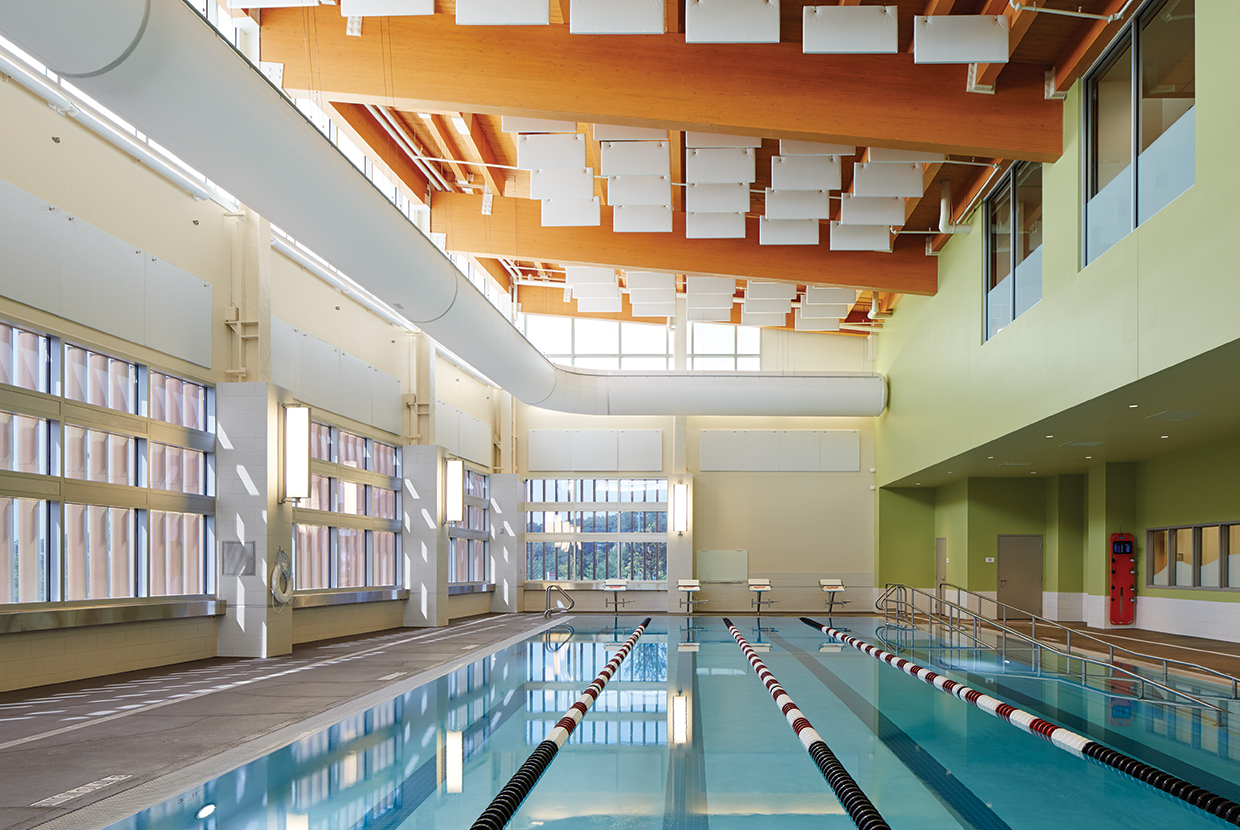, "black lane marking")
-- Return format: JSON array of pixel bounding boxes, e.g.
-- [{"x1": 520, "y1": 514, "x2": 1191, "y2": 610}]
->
[
  {"x1": 970, "y1": 671, "x2": 1240, "y2": 806},
  {"x1": 663, "y1": 646, "x2": 709, "y2": 830},
  {"x1": 767, "y1": 632, "x2": 1015, "y2": 830}
]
